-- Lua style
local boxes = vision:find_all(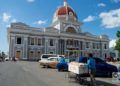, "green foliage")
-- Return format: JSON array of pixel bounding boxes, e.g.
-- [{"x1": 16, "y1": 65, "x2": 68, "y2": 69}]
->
[
  {"x1": 115, "y1": 40, "x2": 120, "y2": 52},
  {"x1": 0, "y1": 51, "x2": 6, "y2": 58},
  {"x1": 116, "y1": 31, "x2": 120, "y2": 39},
  {"x1": 115, "y1": 31, "x2": 120, "y2": 57}
]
